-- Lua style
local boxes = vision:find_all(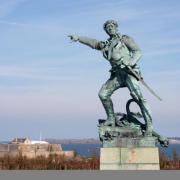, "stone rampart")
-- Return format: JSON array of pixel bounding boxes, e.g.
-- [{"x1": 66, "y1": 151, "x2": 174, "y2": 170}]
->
[{"x1": 0, "y1": 144, "x2": 74, "y2": 159}]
